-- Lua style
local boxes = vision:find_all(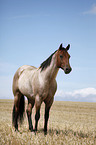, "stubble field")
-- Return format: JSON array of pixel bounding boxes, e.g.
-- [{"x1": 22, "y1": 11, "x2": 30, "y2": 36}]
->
[{"x1": 0, "y1": 99, "x2": 96, "y2": 145}]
